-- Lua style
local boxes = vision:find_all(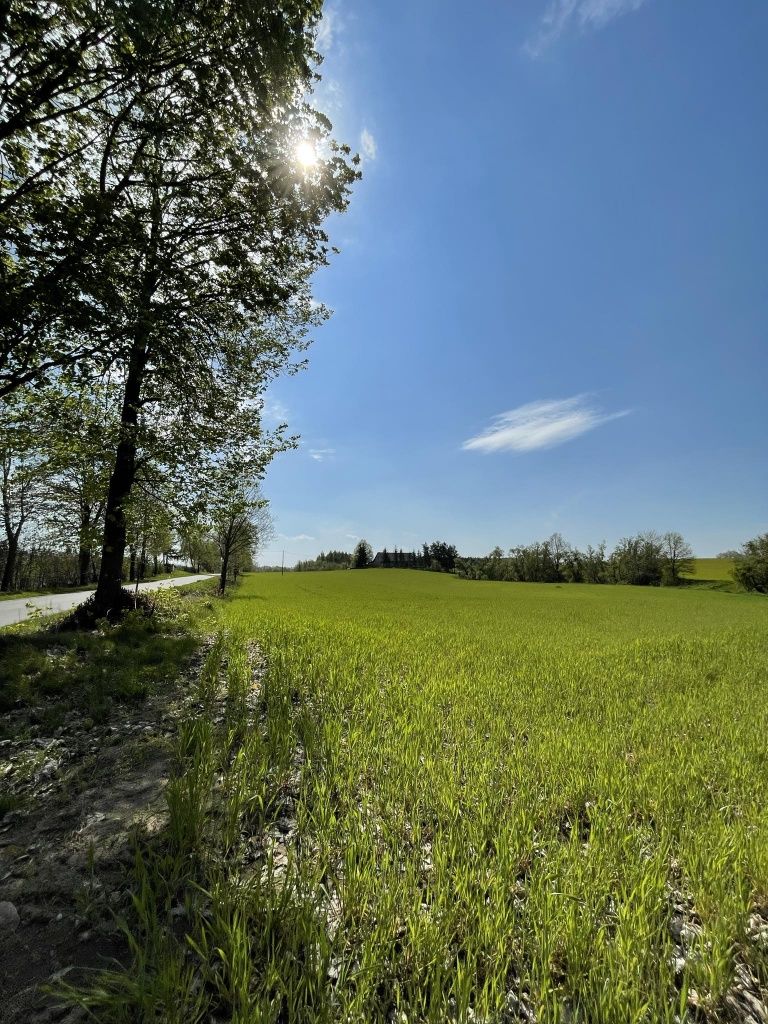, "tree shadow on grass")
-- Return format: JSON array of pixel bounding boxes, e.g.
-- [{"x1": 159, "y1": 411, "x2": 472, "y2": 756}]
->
[{"x1": 0, "y1": 610, "x2": 200, "y2": 730}]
